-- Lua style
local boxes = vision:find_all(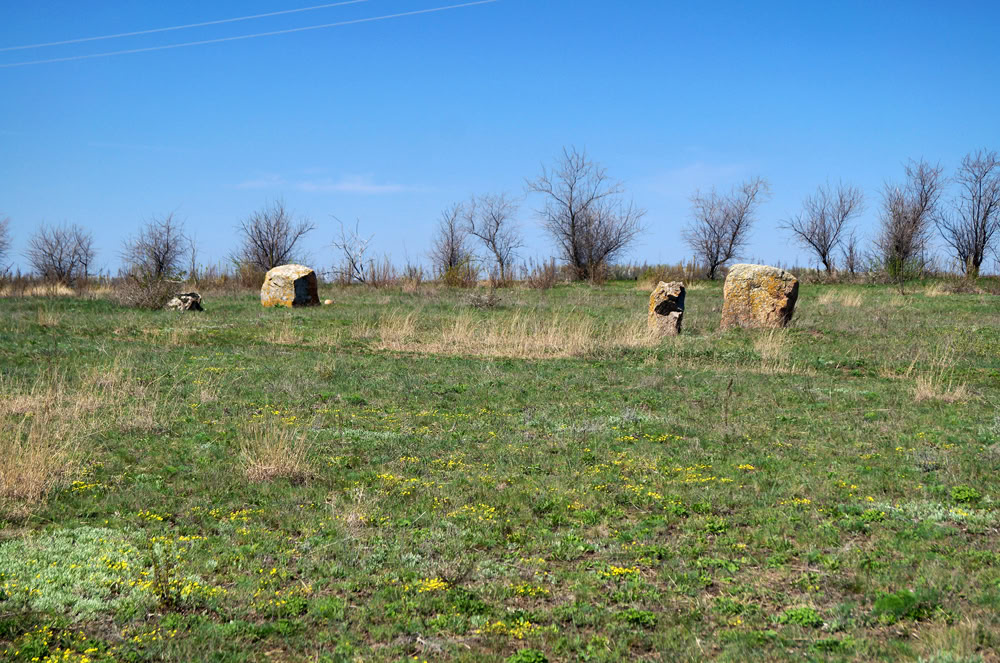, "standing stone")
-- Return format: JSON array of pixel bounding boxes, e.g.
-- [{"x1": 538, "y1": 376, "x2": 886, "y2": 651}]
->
[
  {"x1": 648, "y1": 281, "x2": 685, "y2": 336},
  {"x1": 165, "y1": 292, "x2": 203, "y2": 311},
  {"x1": 260, "y1": 264, "x2": 319, "y2": 308},
  {"x1": 720, "y1": 264, "x2": 798, "y2": 329}
]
